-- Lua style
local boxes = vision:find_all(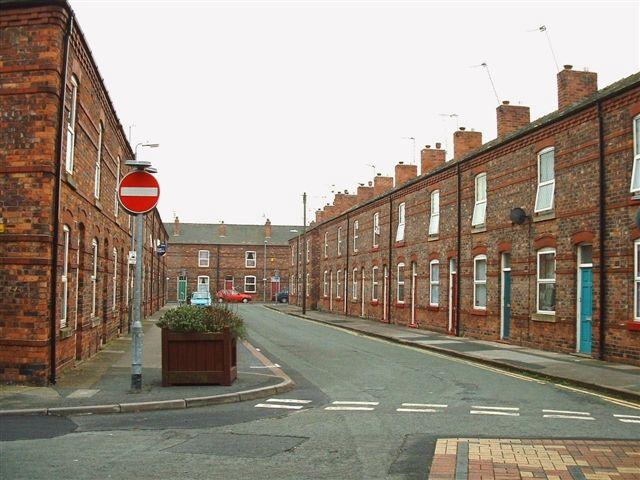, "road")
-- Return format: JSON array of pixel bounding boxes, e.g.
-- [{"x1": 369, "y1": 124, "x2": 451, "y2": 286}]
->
[{"x1": 1, "y1": 304, "x2": 639, "y2": 479}]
